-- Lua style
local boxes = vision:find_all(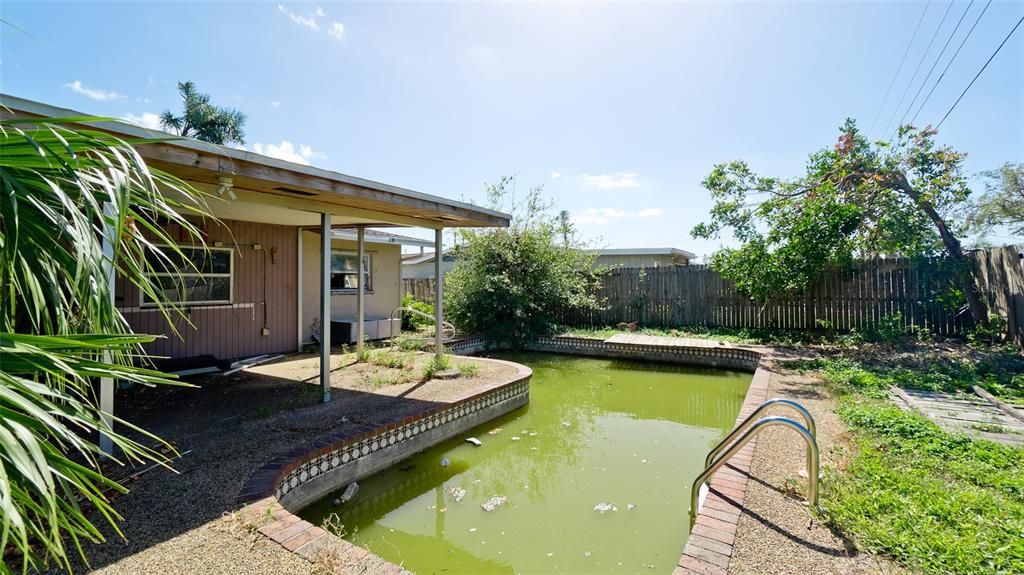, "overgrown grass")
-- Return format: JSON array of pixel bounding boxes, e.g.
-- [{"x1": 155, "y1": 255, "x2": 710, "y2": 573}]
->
[
  {"x1": 422, "y1": 353, "x2": 453, "y2": 380},
  {"x1": 799, "y1": 351, "x2": 1024, "y2": 574},
  {"x1": 368, "y1": 349, "x2": 415, "y2": 370},
  {"x1": 821, "y1": 397, "x2": 1024, "y2": 575},
  {"x1": 458, "y1": 362, "x2": 479, "y2": 378},
  {"x1": 794, "y1": 353, "x2": 1024, "y2": 402}
]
